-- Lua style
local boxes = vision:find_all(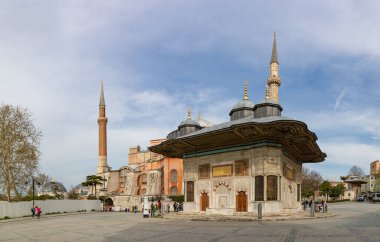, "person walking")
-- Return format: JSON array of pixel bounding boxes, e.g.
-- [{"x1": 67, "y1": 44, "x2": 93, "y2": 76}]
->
[
  {"x1": 35, "y1": 206, "x2": 41, "y2": 220},
  {"x1": 31, "y1": 205, "x2": 35, "y2": 217},
  {"x1": 150, "y1": 202, "x2": 154, "y2": 217}
]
